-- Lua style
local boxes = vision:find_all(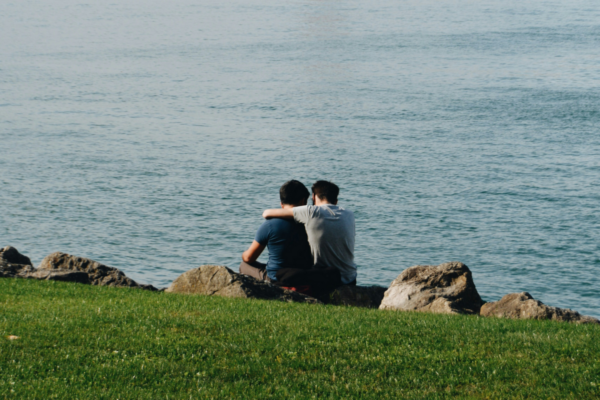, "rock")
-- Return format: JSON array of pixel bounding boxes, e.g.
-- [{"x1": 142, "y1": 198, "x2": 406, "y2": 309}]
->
[
  {"x1": 323, "y1": 285, "x2": 387, "y2": 308},
  {"x1": 0, "y1": 261, "x2": 36, "y2": 278},
  {"x1": 38, "y1": 252, "x2": 157, "y2": 291},
  {"x1": 139, "y1": 284, "x2": 161, "y2": 291},
  {"x1": 166, "y1": 265, "x2": 320, "y2": 304},
  {"x1": 0, "y1": 246, "x2": 33, "y2": 266},
  {"x1": 0, "y1": 246, "x2": 36, "y2": 278},
  {"x1": 379, "y1": 262, "x2": 484, "y2": 314},
  {"x1": 26, "y1": 269, "x2": 91, "y2": 284},
  {"x1": 480, "y1": 292, "x2": 600, "y2": 324}
]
